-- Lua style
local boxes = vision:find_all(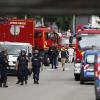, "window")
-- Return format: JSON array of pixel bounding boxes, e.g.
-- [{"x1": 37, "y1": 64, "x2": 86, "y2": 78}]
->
[
  {"x1": 86, "y1": 54, "x2": 95, "y2": 64},
  {"x1": 34, "y1": 32, "x2": 42, "y2": 38}
]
